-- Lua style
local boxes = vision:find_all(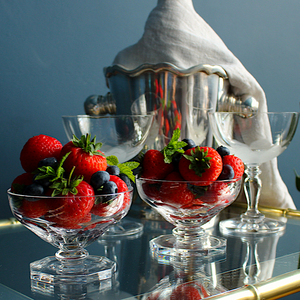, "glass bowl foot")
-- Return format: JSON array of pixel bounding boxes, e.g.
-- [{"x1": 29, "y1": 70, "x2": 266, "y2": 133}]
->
[
  {"x1": 102, "y1": 219, "x2": 143, "y2": 238},
  {"x1": 150, "y1": 234, "x2": 226, "y2": 264},
  {"x1": 219, "y1": 217, "x2": 286, "y2": 236},
  {"x1": 30, "y1": 255, "x2": 116, "y2": 285}
]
